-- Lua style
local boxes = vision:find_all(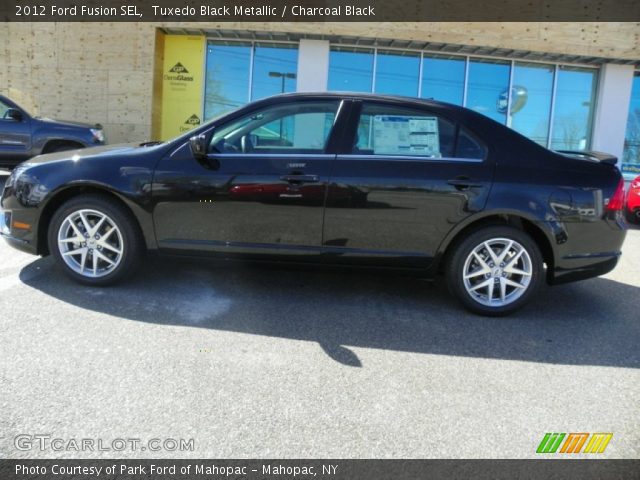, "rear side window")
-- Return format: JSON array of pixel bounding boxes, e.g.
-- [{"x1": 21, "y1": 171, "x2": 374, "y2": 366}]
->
[
  {"x1": 456, "y1": 127, "x2": 487, "y2": 160},
  {"x1": 351, "y1": 103, "x2": 485, "y2": 161}
]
